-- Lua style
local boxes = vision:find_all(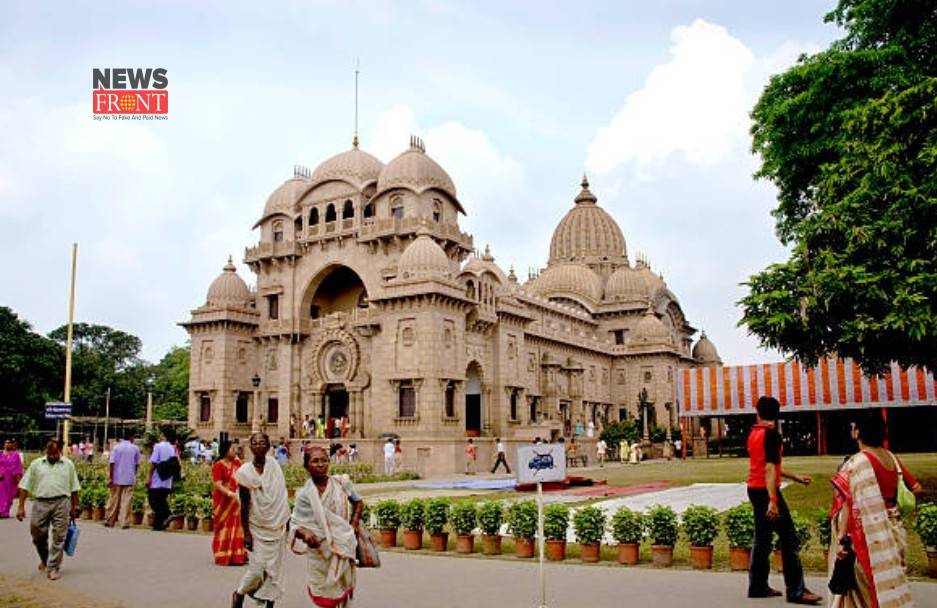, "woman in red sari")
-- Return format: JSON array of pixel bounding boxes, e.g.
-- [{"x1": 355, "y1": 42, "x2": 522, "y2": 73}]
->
[{"x1": 212, "y1": 440, "x2": 247, "y2": 566}]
